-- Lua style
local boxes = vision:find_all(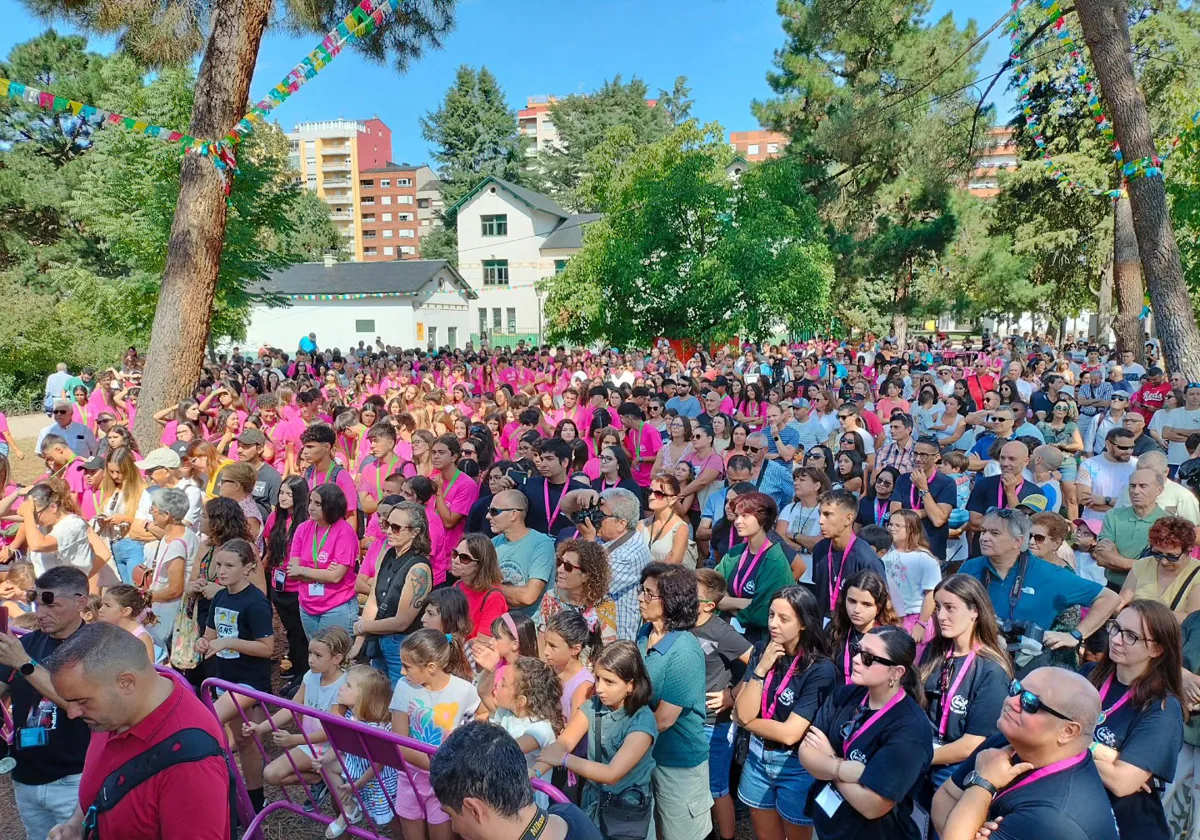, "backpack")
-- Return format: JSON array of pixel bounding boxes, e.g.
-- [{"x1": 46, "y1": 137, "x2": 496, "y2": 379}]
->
[{"x1": 82, "y1": 728, "x2": 237, "y2": 840}]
